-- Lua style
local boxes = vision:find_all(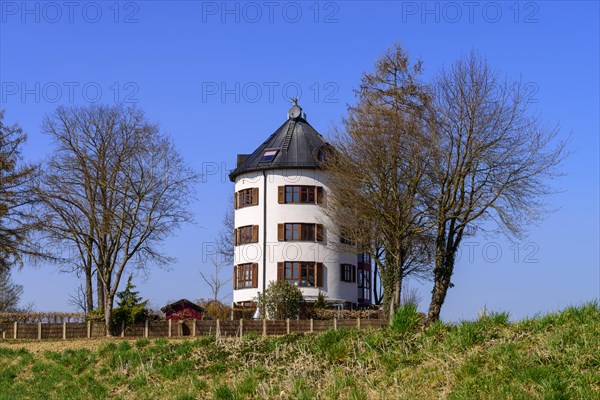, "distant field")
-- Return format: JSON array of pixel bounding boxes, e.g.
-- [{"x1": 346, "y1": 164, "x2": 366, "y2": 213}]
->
[{"x1": 1, "y1": 303, "x2": 598, "y2": 400}]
